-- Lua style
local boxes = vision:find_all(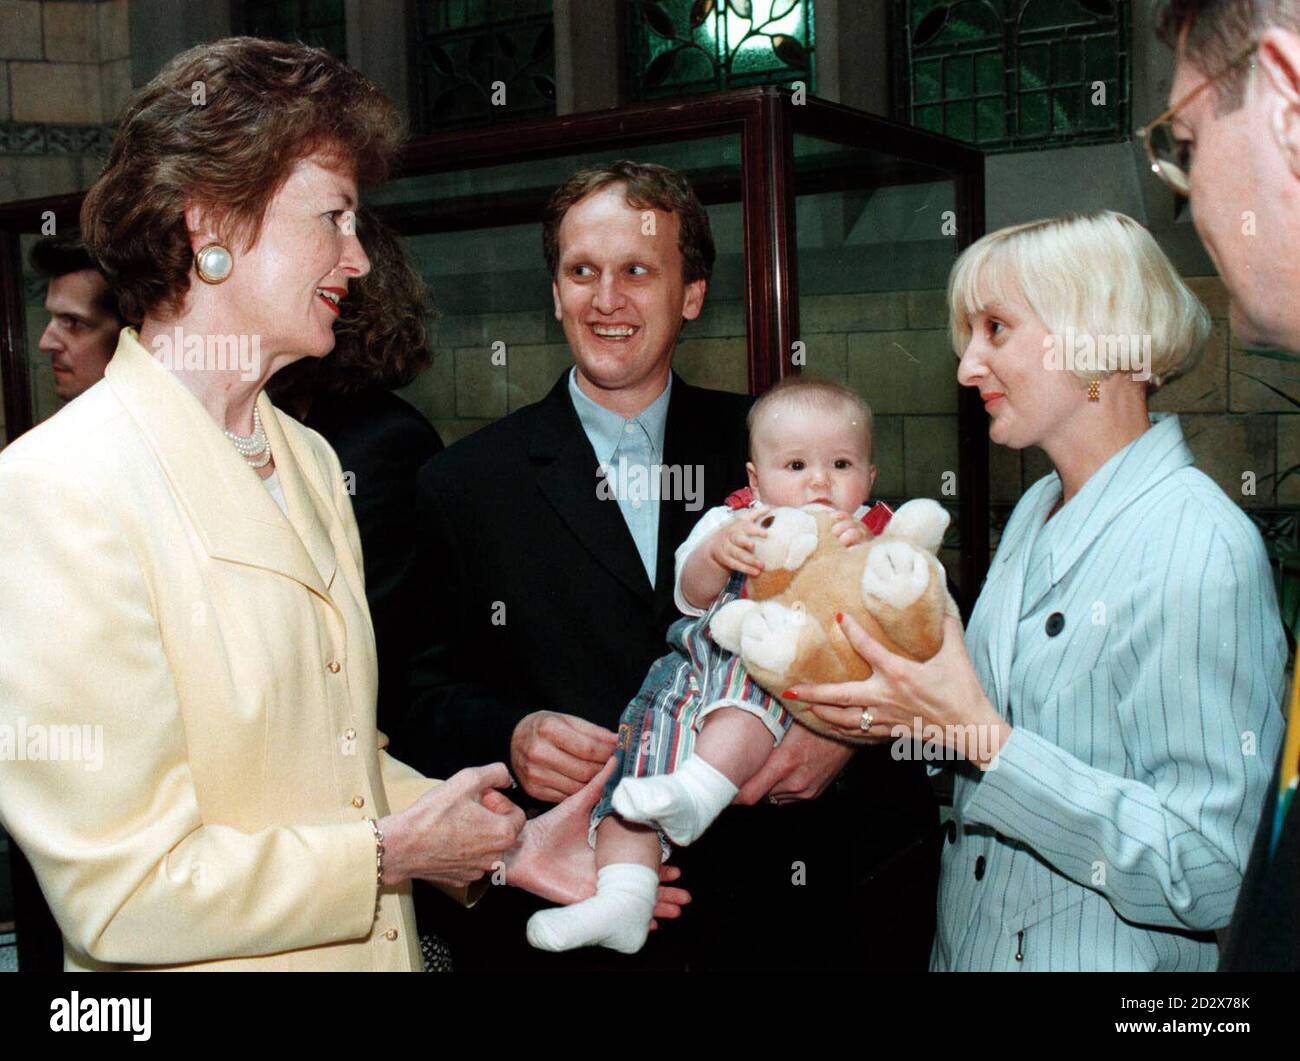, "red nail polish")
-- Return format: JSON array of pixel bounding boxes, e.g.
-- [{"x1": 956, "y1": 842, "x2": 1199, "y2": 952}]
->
[
  {"x1": 783, "y1": 689, "x2": 799, "y2": 699},
  {"x1": 836, "y1": 612, "x2": 844, "y2": 623}
]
